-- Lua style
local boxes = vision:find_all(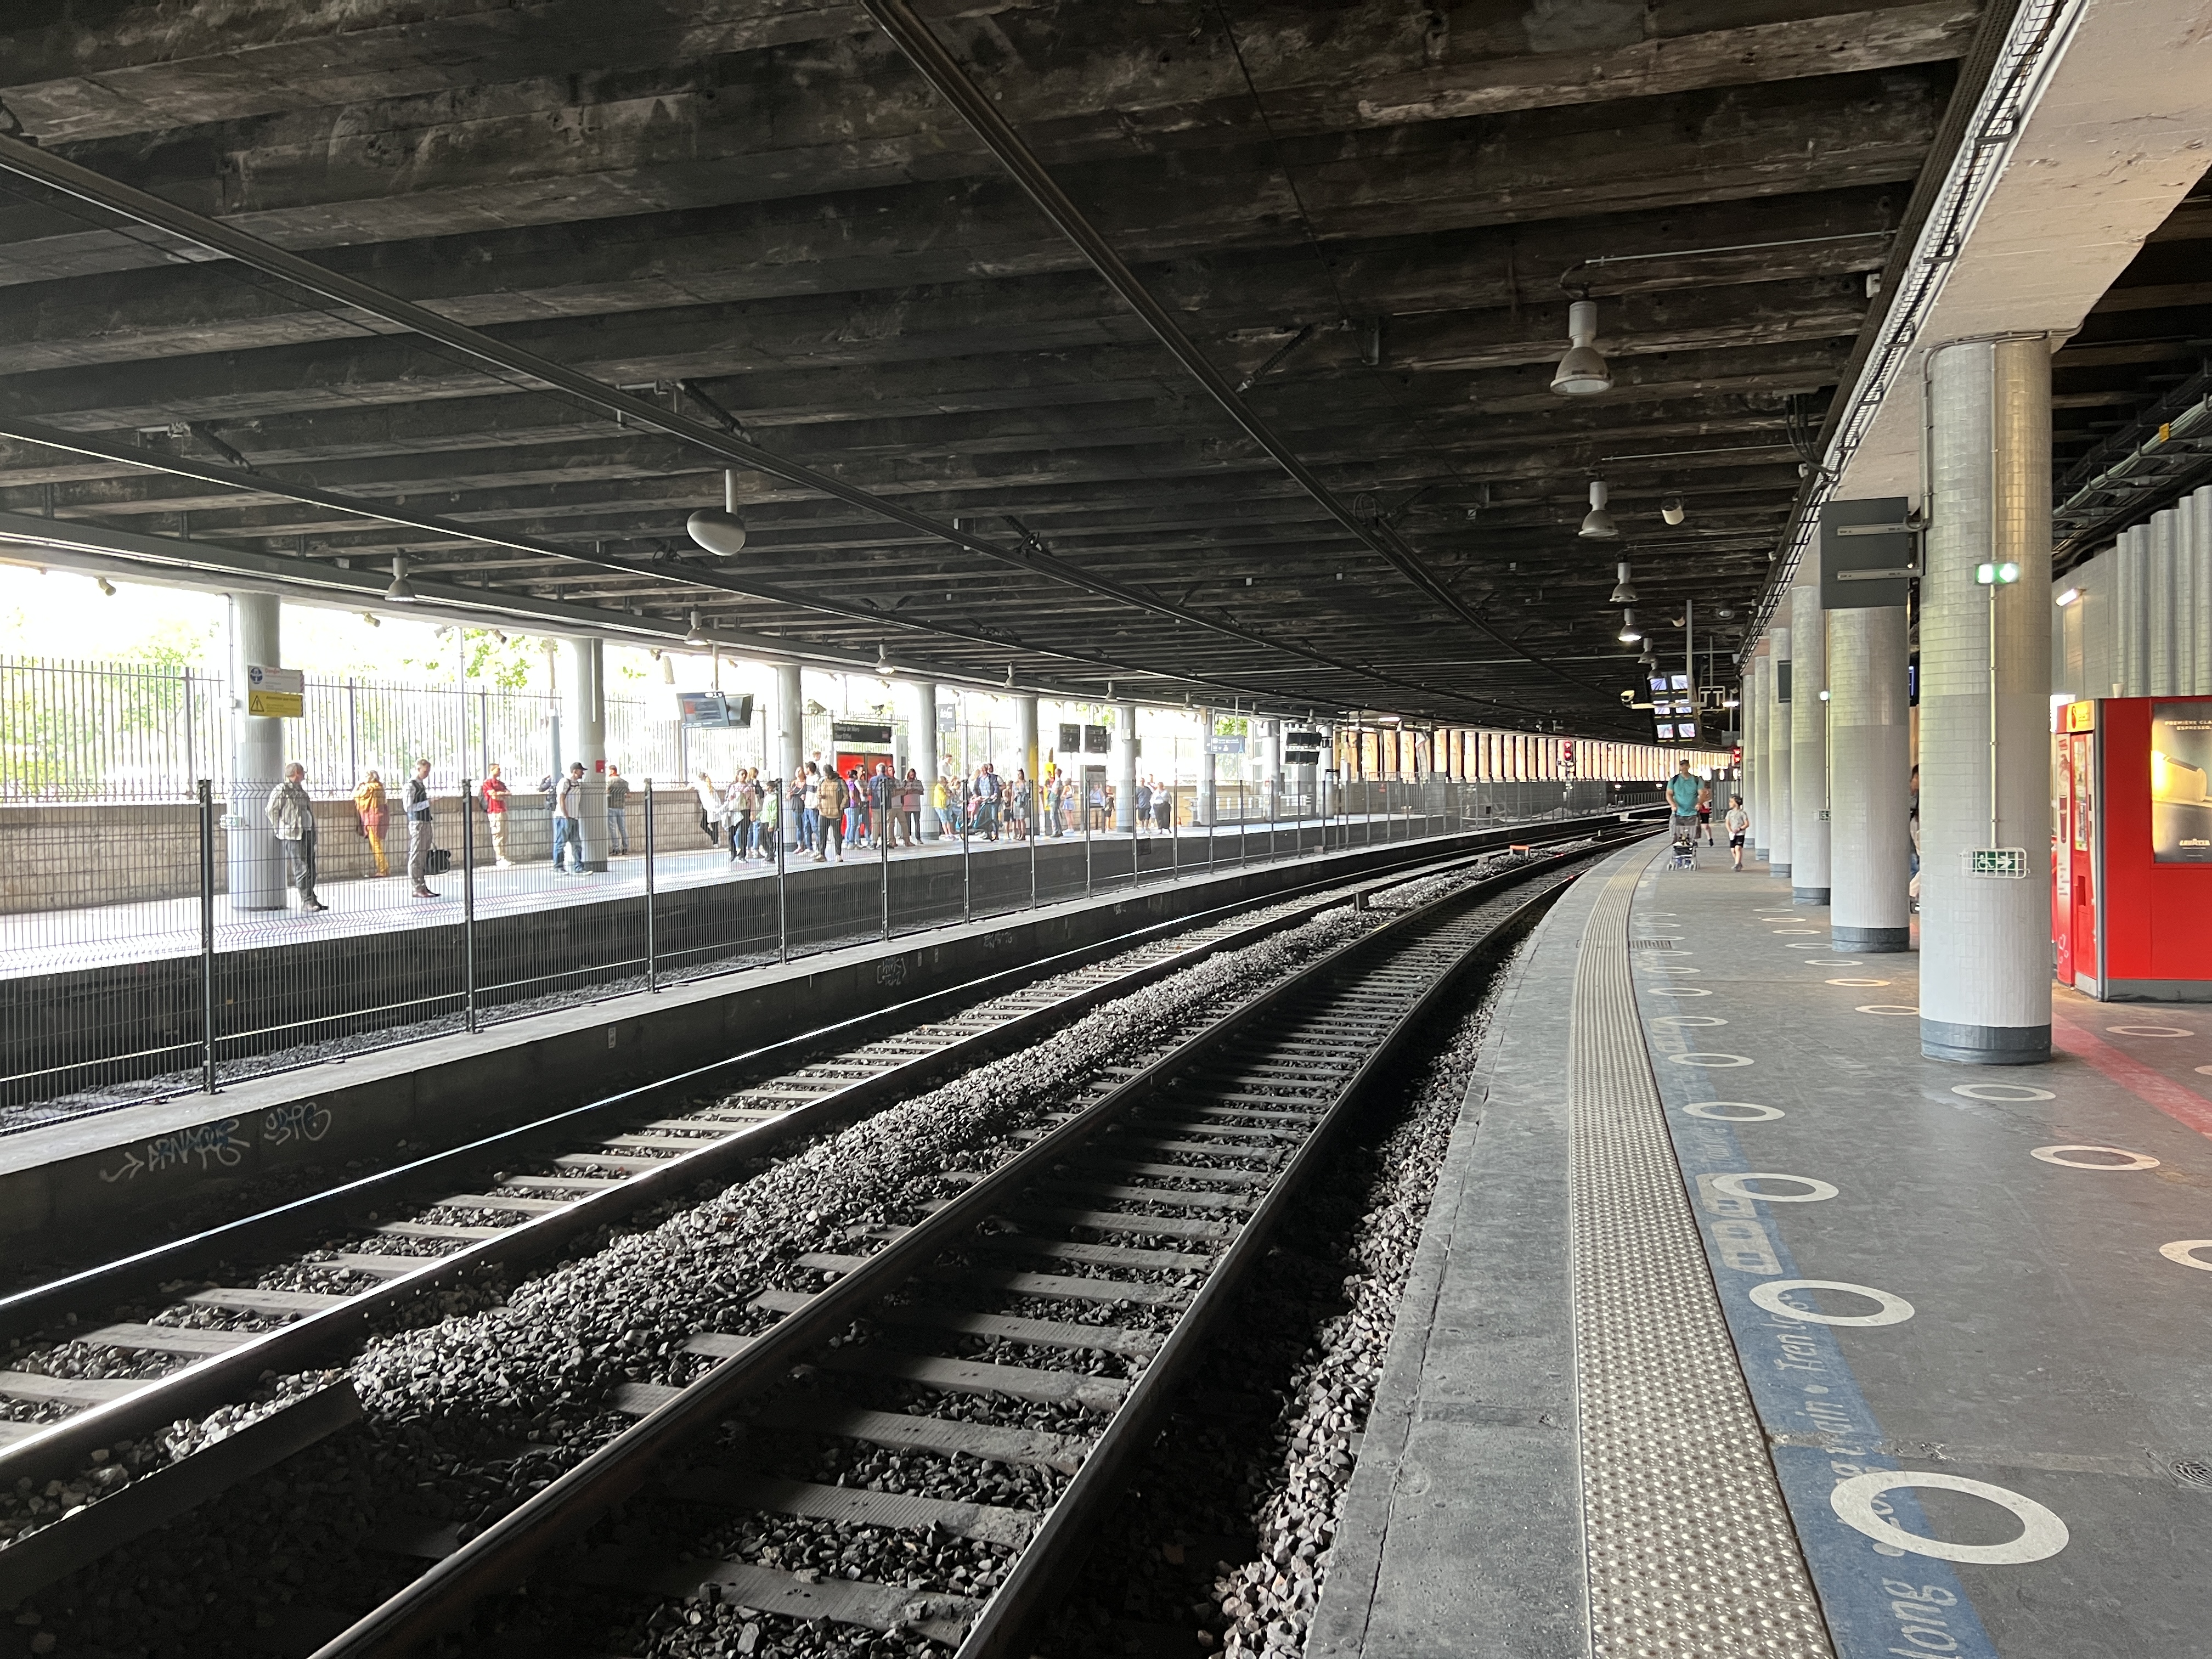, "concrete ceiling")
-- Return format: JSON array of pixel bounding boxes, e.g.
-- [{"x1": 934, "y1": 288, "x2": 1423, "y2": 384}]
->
[{"x1": 0, "y1": 0, "x2": 2004, "y2": 736}]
